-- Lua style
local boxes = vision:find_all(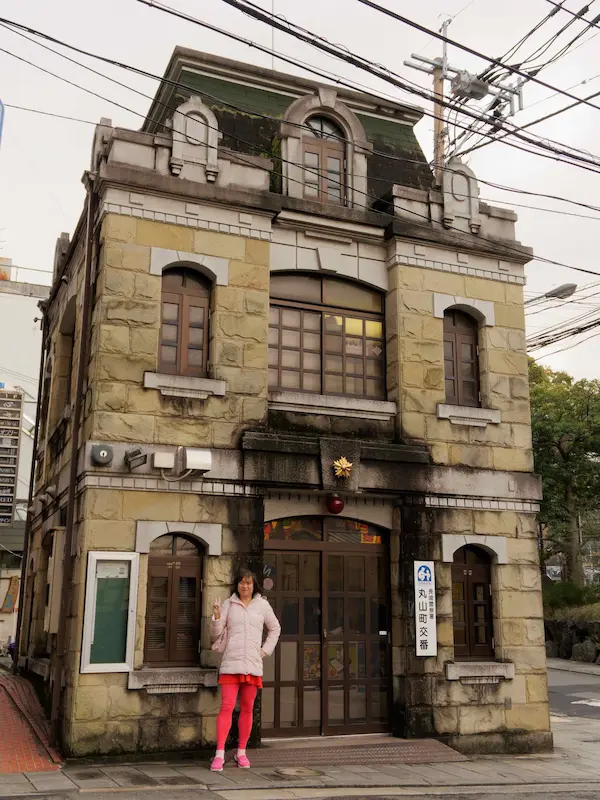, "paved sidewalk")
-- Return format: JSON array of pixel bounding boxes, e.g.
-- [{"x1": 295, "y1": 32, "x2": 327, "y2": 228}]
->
[
  {"x1": 2, "y1": 715, "x2": 600, "y2": 797},
  {"x1": 548, "y1": 658, "x2": 600, "y2": 677},
  {"x1": 0, "y1": 674, "x2": 62, "y2": 776}
]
